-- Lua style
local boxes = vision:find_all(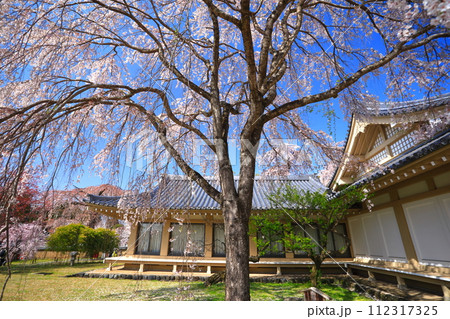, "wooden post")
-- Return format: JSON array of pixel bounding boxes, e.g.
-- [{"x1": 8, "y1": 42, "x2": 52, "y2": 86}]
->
[
  {"x1": 396, "y1": 276, "x2": 407, "y2": 290},
  {"x1": 126, "y1": 224, "x2": 139, "y2": 255},
  {"x1": 347, "y1": 266, "x2": 353, "y2": 275},
  {"x1": 204, "y1": 219, "x2": 213, "y2": 258},
  {"x1": 172, "y1": 264, "x2": 177, "y2": 273},
  {"x1": 249, "y1": 234, "x2": 258, "y2": 257},
  {"x1": 160, "y1": 220, "x2": 171, "y2": 257},
  {"x1": 442, "y1": 285, "x2": 450, "y2": 301},
  {"x1": 391, "y1": 191, "x2": 420, "y2": 268},
  {"x1": 302, "y1": 287, "x2": 332, "y2": 301},
  {"x1": 276, "y1": 266, "x2": 282, "y2": 276}
]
